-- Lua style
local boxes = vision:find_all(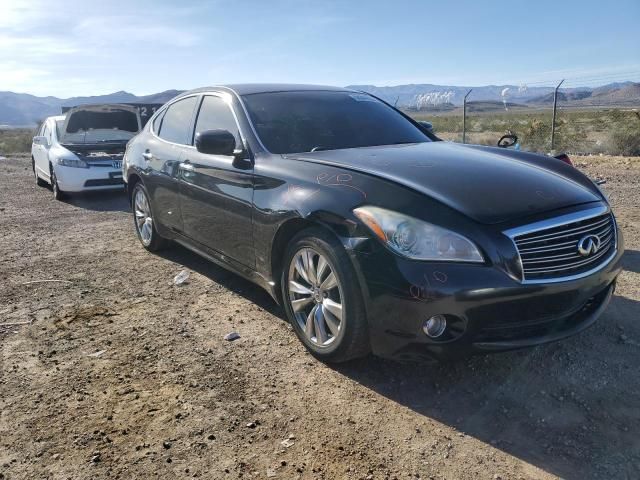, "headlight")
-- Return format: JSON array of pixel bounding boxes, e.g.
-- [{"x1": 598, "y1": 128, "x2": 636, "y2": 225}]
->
[
  {"x1": 56, "y1": 157, "x2": 88, "y2": 168},
  {"x1": 353, "y1": 206, "x2": 484, "y2": 263}
]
